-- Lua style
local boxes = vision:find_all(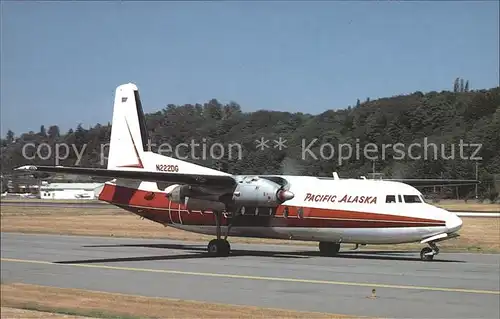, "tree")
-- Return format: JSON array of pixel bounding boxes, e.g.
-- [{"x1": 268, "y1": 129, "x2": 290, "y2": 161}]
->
[
  {"x1": 460, "y1": 79, "x2": 464, "y2": 92},
  {"x1": 223, "y1": 102, "x2": 242, "y2": 119},
  {"x1": 47, "y1": 125, "x2": 60, "y2": 139},
  {"x1": 1, "y1": 87, "x2": 499, "y2": 199},
  {"x1": 6, "y1": 130, "x2": 14, "y2": 144},
  {"x1": 75, "y1": 124, "x2": 86, "y2": 146},
  {"x1": 39, "y1": 125, "x2": 46, "y2": 137},
  {"x1": 205, "y1": 99, "x2": 223, "y2": 120},
  {"x1": 454, "y1": 77, "x2": 460, "y2": 92},
  {"x1": 465, "y1": 80, "x2": 469, "y2": 92}
]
